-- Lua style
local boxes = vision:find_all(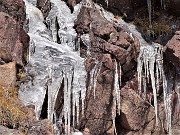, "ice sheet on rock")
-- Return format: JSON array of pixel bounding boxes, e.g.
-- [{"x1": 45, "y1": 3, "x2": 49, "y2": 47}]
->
[
  {"x1": 20, "y1": 0, "x2": 87, "y2": 134},
  {"x1": 46, "y1": 0, "x2": 82, "y2": 47}
]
